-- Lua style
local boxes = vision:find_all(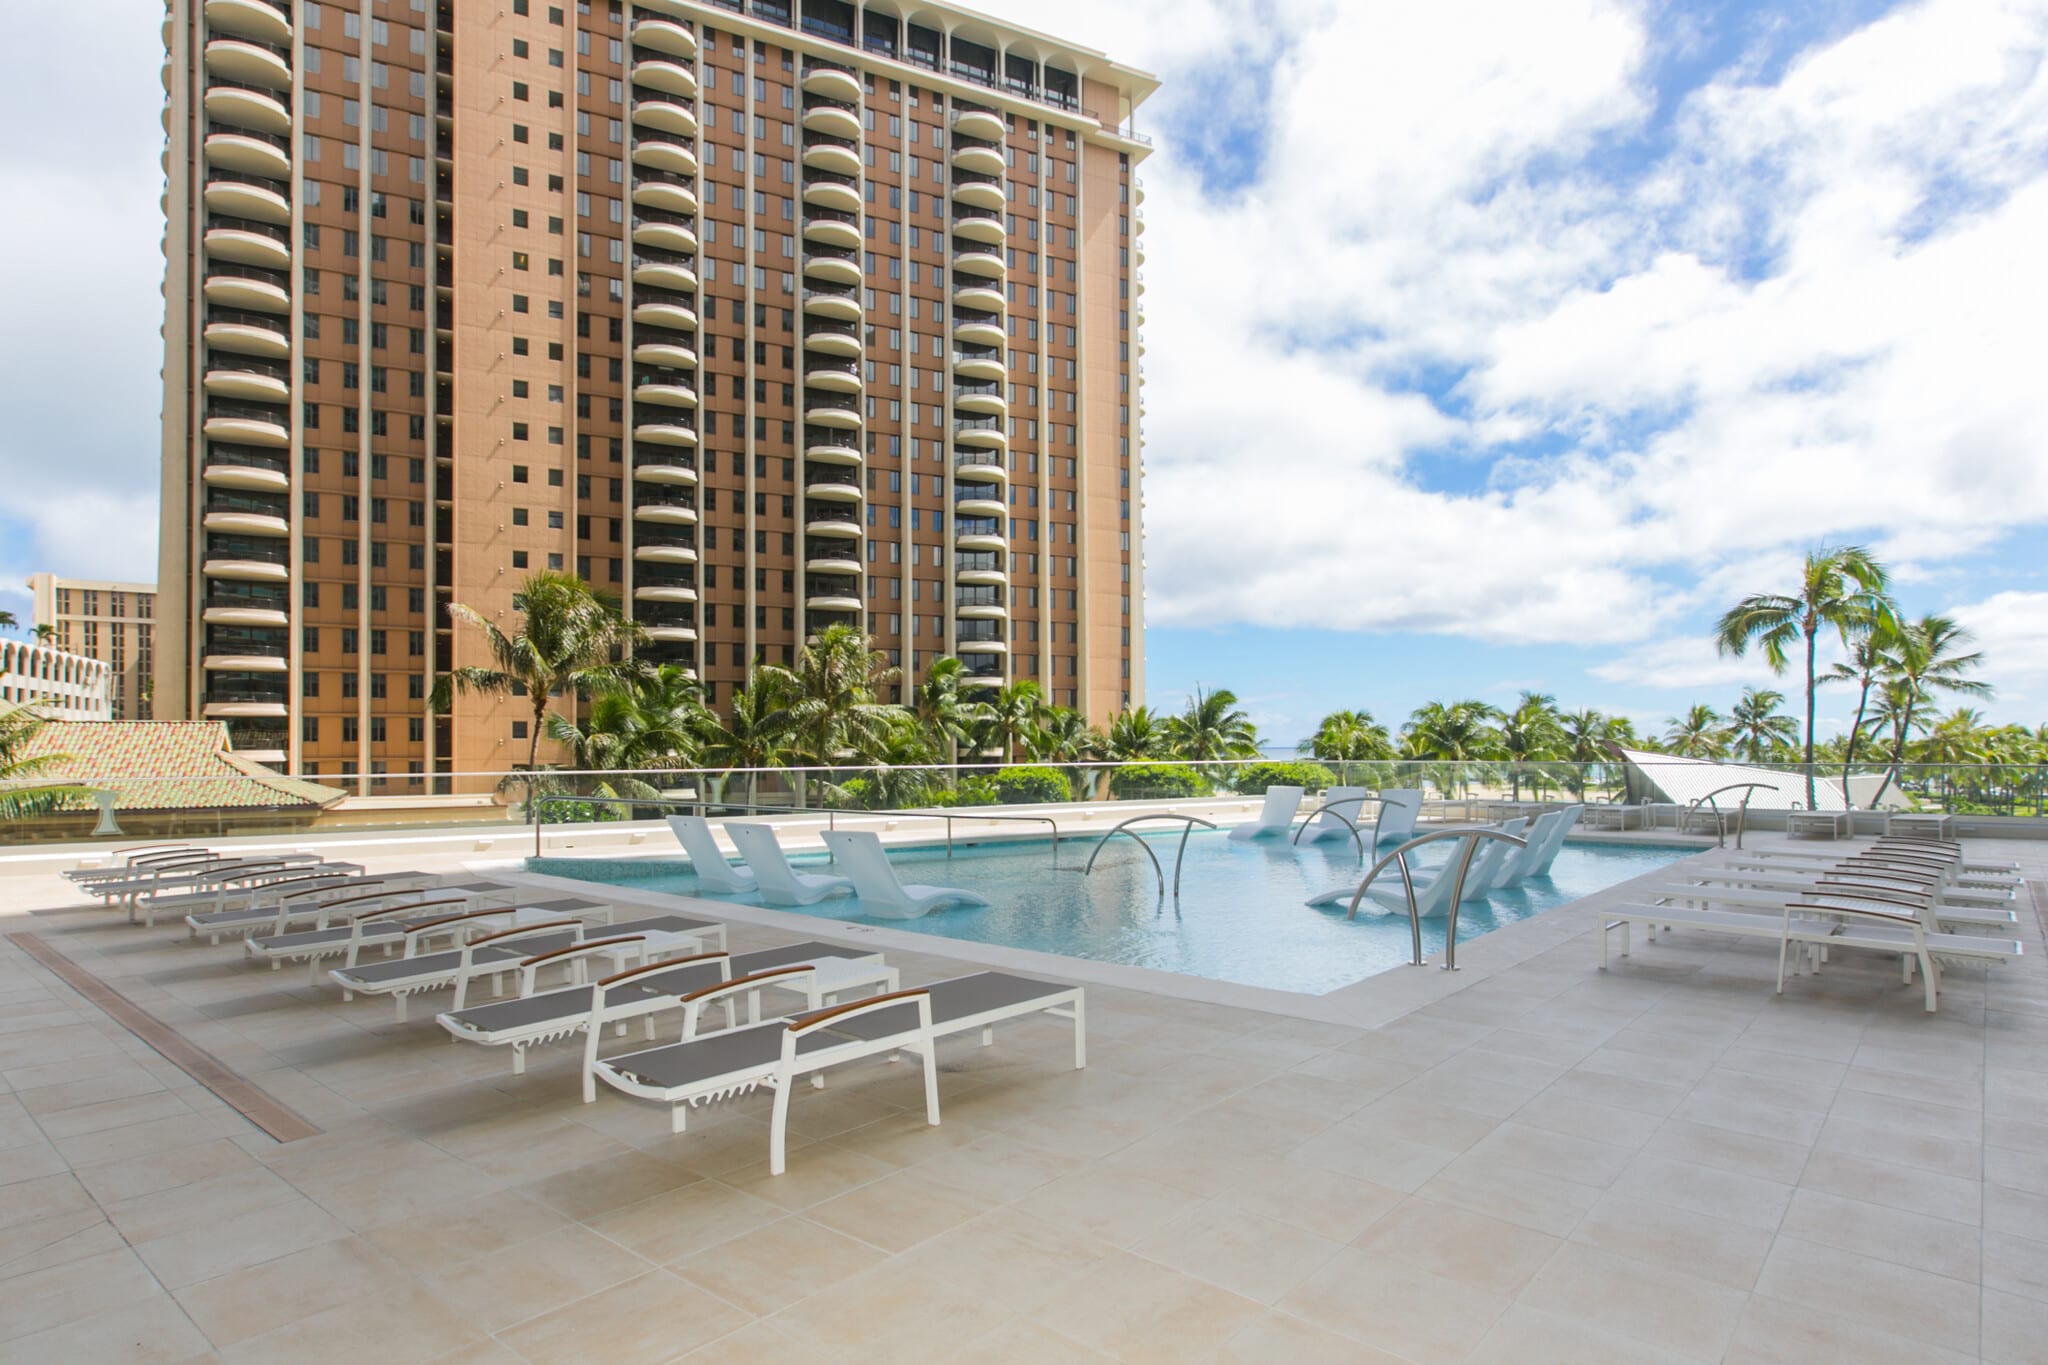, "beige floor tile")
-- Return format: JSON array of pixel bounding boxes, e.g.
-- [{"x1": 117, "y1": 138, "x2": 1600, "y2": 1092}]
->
[
  {"x1": 515, "y1": 1148, "x2": 700, "y2": 1222},
  {"x1": 0, "y1": 1172, "x2": 94, "y2": 1231},
  {"x1": 1033, "y1": 1249, "x2": 1263, "y2": 1365},
  {"x1": 31, "y1": 1089, "x2": 191, "y2": 1140},
  {"x1": 1518, "y1": 1240, "x2": 1749, "y2": 1361},
  {"x1": 1465, "y1": 1302, "x2": 1700, "y2": 1365},
  {"x1": 1816, "y1": 1111, "x2": 1982, "y2": 1183},
  {"x1": 1279, "y1": 1244, "x2": 1510, "y2": 1360},
  {"x1": 1543, "y1": 1067, "x2": 1690, "y2": 1117},
  {"x1": 1215, "y1": 1309, "x2": 1410, "y2": 1365},
  {"x1": 1287, "y1": 1125, "x2": 1459, "y2": 1193},
  {"x1": 771, "y1": 1260, "x2": 1010, "y2": 1364},
  {"x1": 362, "y1": 1191, "x2": 570, "y2": 1272},
  {"x1": 1723, "y1": 1293, "x2": 1977, "y2": 1365},
  {"x1": 1610, "y1": 1152, "x2": 1795, "y2": 1231},
  {"x1": 135, "y1": 1195, "x2": 350, "y2": 1290},
  {"x1": 1651, "y1": 1116, "x2": 1812, "y2": 1184},
  {"x1": 174, "y1": 1237, "x2": 410, "y2": 1347},
  {"x1": 1986, "y1": 1140, "x2": 2048, "y2": 1196},
  {"x1": 107, "y1": 1167, "x2": 302, "y2": 1244},
  {"x1": 1010, "y1": 1164, "x2": 1197, "y2": 1247},
  {"x1": 71, "y1": 1137, "x2": 264, "y2": 1206},
  {"x1": 1215, "y1": 1159, "x2": 1402, "y2": 1243},
  {"x1": 1353, "y1": 1195, "x2": 1562, "y2": 1296},
  {"x1": 1129, "y1": 1198, "x2": 1344, "y2": 1304},
  {"x1": 673, "y1": 1214, "x2": 888, "y2": 1317},
  {"x1": 944, "y1": 1319, "x2": 1114, "y2": 1364},
  {"x1": 218, "y1": 1284, "x2": 484, "y2": 1365},
  {"x1": 719, "y1": 1140, "x2": 899, "y2": 1211},
  {"x1": 1570, "y1": 1188, "x2": 1772, "y2": 1290},
  {"x1": 1752, "y1": 1235, "x2": 1979, "y2": 1356},
  {"x1": 0, "y1": 1245, "x2": 165, "y2": 1344},
  {"x1": 801, "y1": 1168, "x2": 992, "y2": 1254},
  {"x1": 589, "y1": 1178, "x2": 786, "y2": 1264},
  {"x1": 1797, "y1": 1147, "x2": 1981, "y2": 1225},
  {"x1": 1417, "y1": 1149, "x2": 1602, "y2": 1237},
  {"x1": 673, "y1": 1319, "x2": 805, "y2": 1364},
  {"x1": 1983, "y1": 1229, "x2": 2048, "y2": 1303},
  {"x1": 1779, "y1": 1187, "x2": 1981, "y2": 1282},
  {"x1": 1463, "y1": 1119, "x2": 1636, "y2": 1187},
  {"x1": 1512, "y1": 1089, "x2": 1664, "y2": 1148},
  {"x1": 904, "y1": 1130, "x2": 1083, "y2": 1202},
  {"x1": 0, "y1": 1289, "x2": 210, "y2": 1365},
  {"x1": 493, "y1": 1269, "x2": 748, "y2": 1365},
  {"x1": 1984, "y1": 1285, "x2": 2048, "y2": 1365},
  {"x1": 427, "y1": 1223, "x2": 650, "y2": 1334},
  {"x1": 893, "y1": 1205, "x2": 1116, "y2": 1316},
  {"x1": 0, "y1": 1210, "x2": 123, "y2": 1280}
]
